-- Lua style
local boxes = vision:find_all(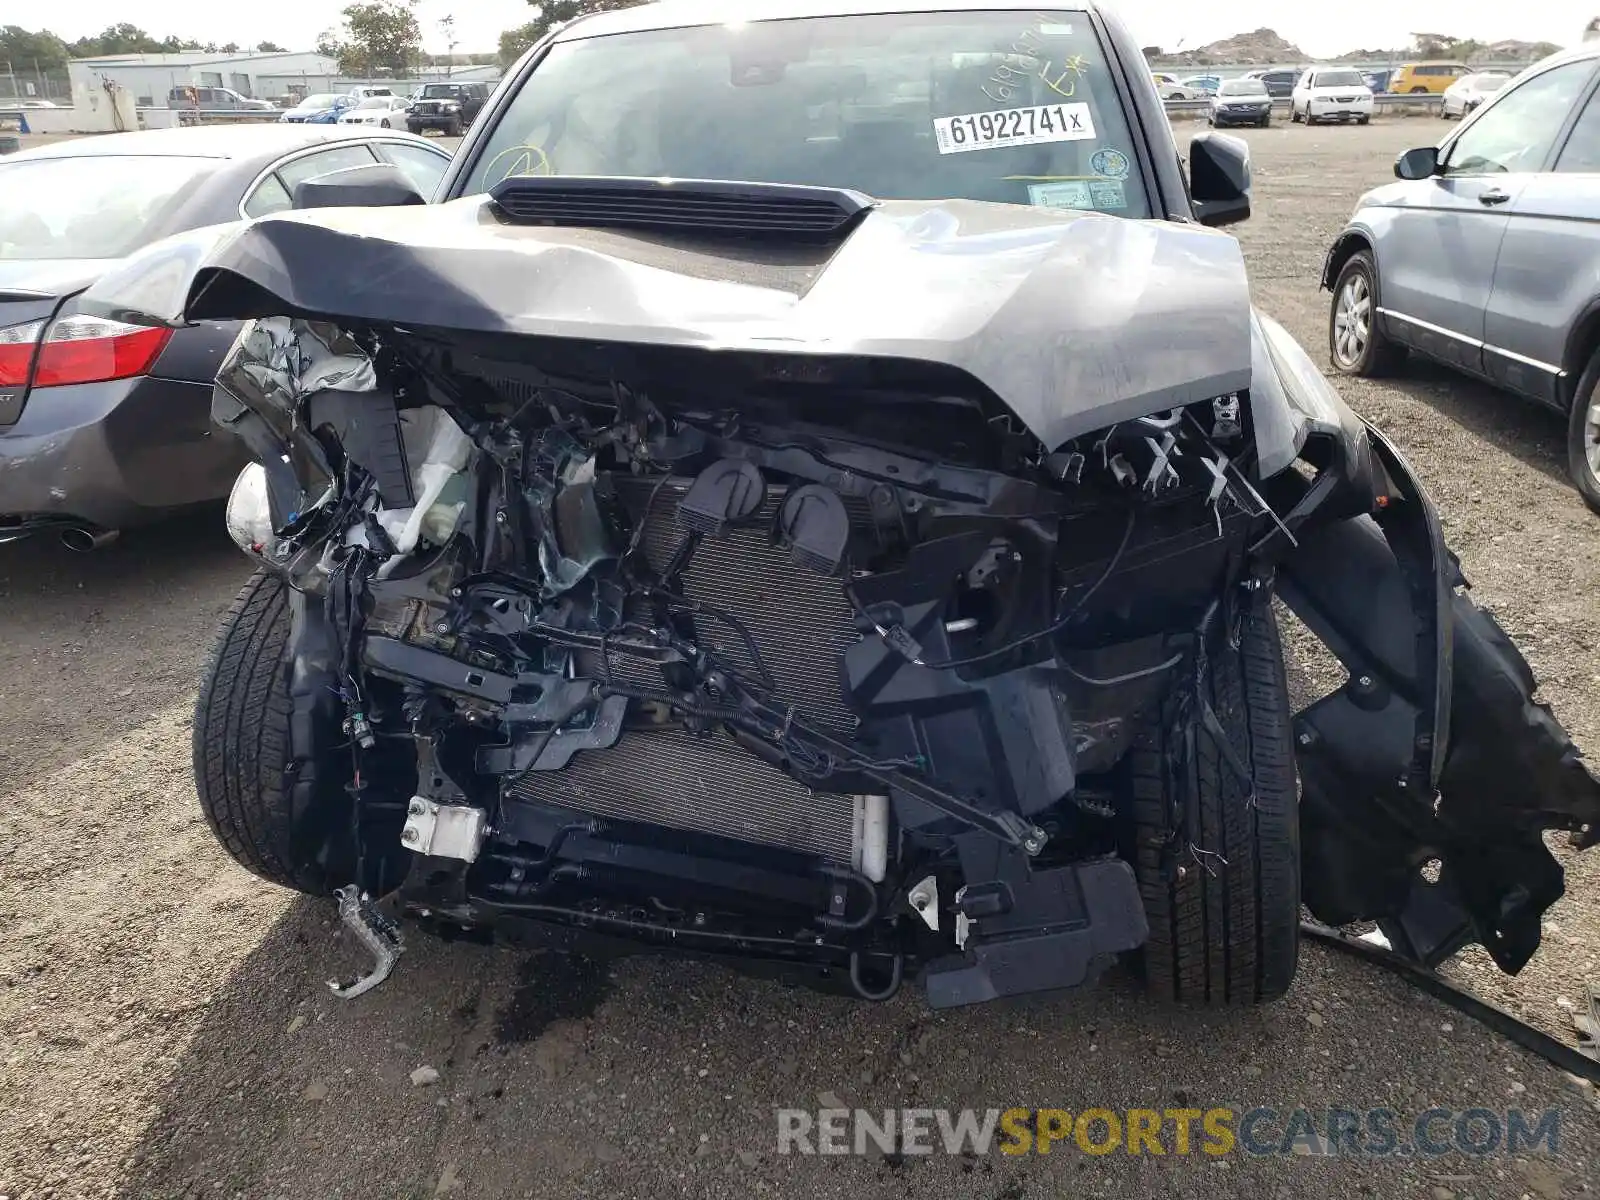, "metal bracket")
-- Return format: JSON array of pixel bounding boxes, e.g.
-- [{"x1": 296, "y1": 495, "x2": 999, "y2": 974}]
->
[
  {"x1": 401, "y1": 798, "x2": 491, "y2": 862},
  {"x1": 327, "y1": 885, "x2": 404, "y2": 1000}
]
